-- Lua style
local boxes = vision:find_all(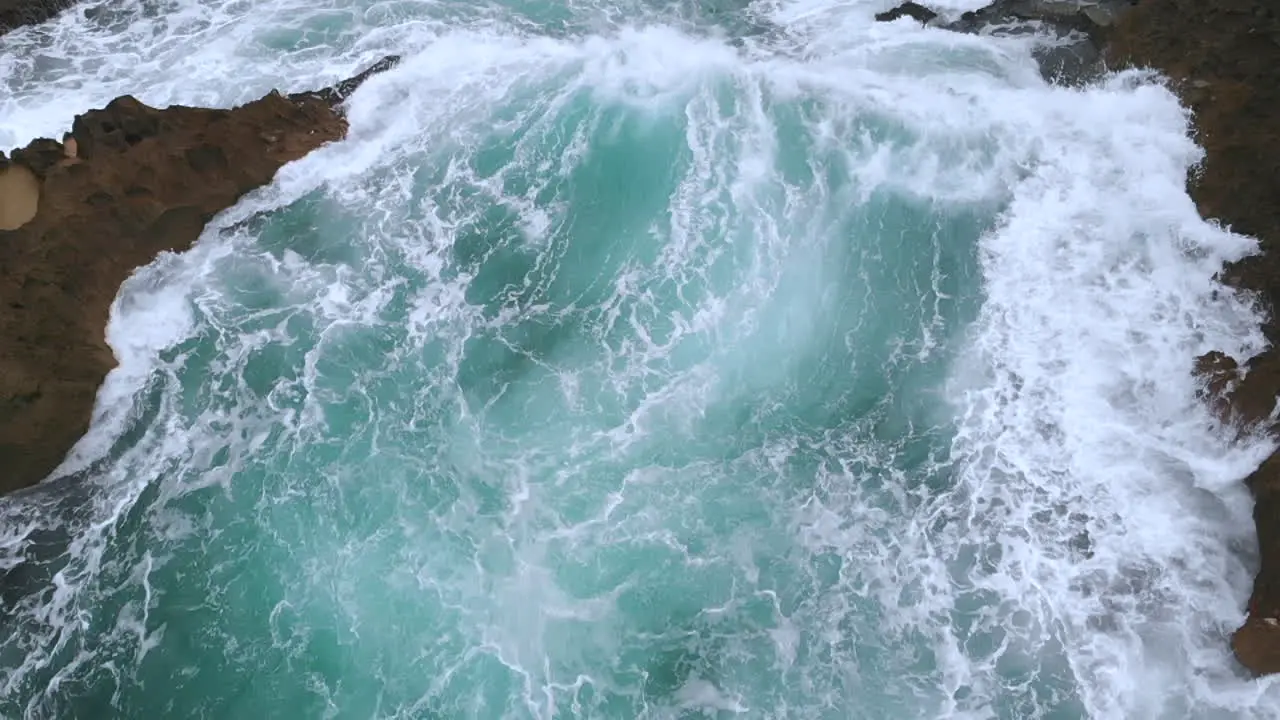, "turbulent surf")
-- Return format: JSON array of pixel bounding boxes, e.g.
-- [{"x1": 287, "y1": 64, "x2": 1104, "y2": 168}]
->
[{"x1": 1, "y1": 0, "x2": 1277, "y2": 717}]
